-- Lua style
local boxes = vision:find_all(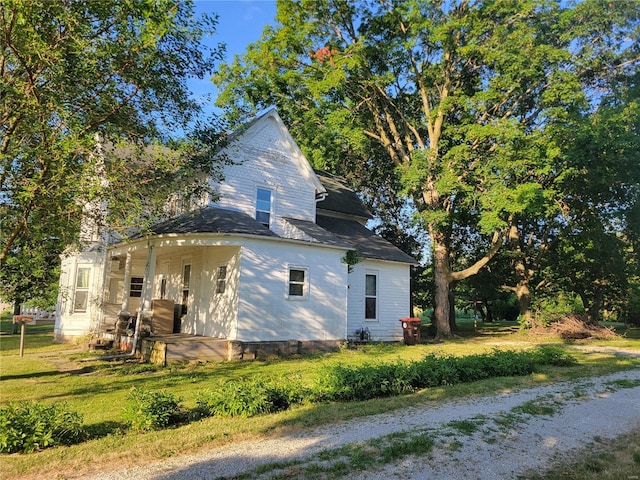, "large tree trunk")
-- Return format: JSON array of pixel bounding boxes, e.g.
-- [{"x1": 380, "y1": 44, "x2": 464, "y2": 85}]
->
[
  {"x1": 432, "y1": 236, "x2": 453, "y2": 339},
  {"x1": 430, "y1": 227, "x2": 505, "y2": 339},
  {"x1": 448, "y1": 287, "x2": 457, "y2": 333},
  {"x1": 515, "y1": 282, "x2": 532, "y2": 324},
  {"x1": 584, "y1": 284, "x2": 604, "y2": 325},
  {"x1": 509, "y1": 225, "x2": 534, "y2": 324},
  {"x1": 482, "y1": 298, "x2": 493, "y2": 322}
]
